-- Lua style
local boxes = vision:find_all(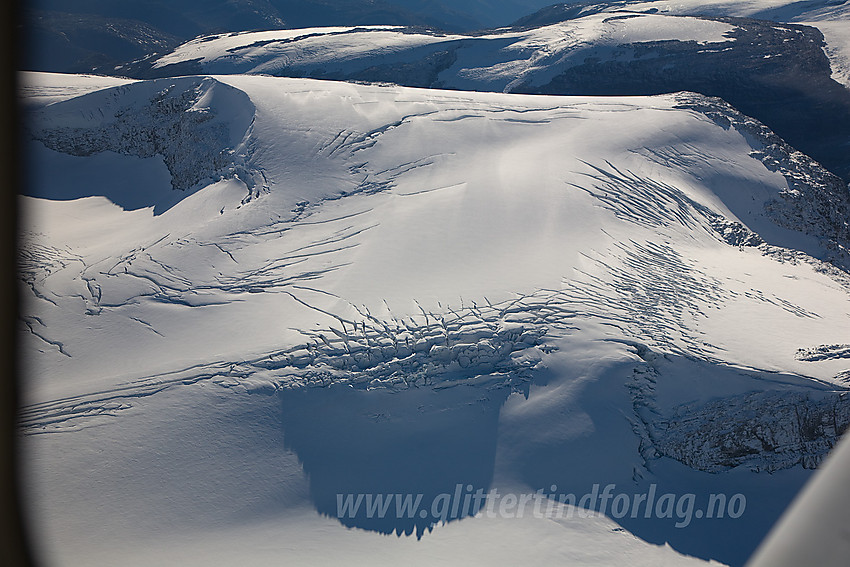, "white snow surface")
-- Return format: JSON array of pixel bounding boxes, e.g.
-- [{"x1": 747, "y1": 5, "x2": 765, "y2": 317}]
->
[
  {"x1": 18, "y1": 72, "x2": 850, "y2": 567},
  {"x1": 150, "y1": 26, "x2": 460, "y2": 73},
  {"x1": 18, "y1": 71, "x2": 137, "y2": 108}
]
